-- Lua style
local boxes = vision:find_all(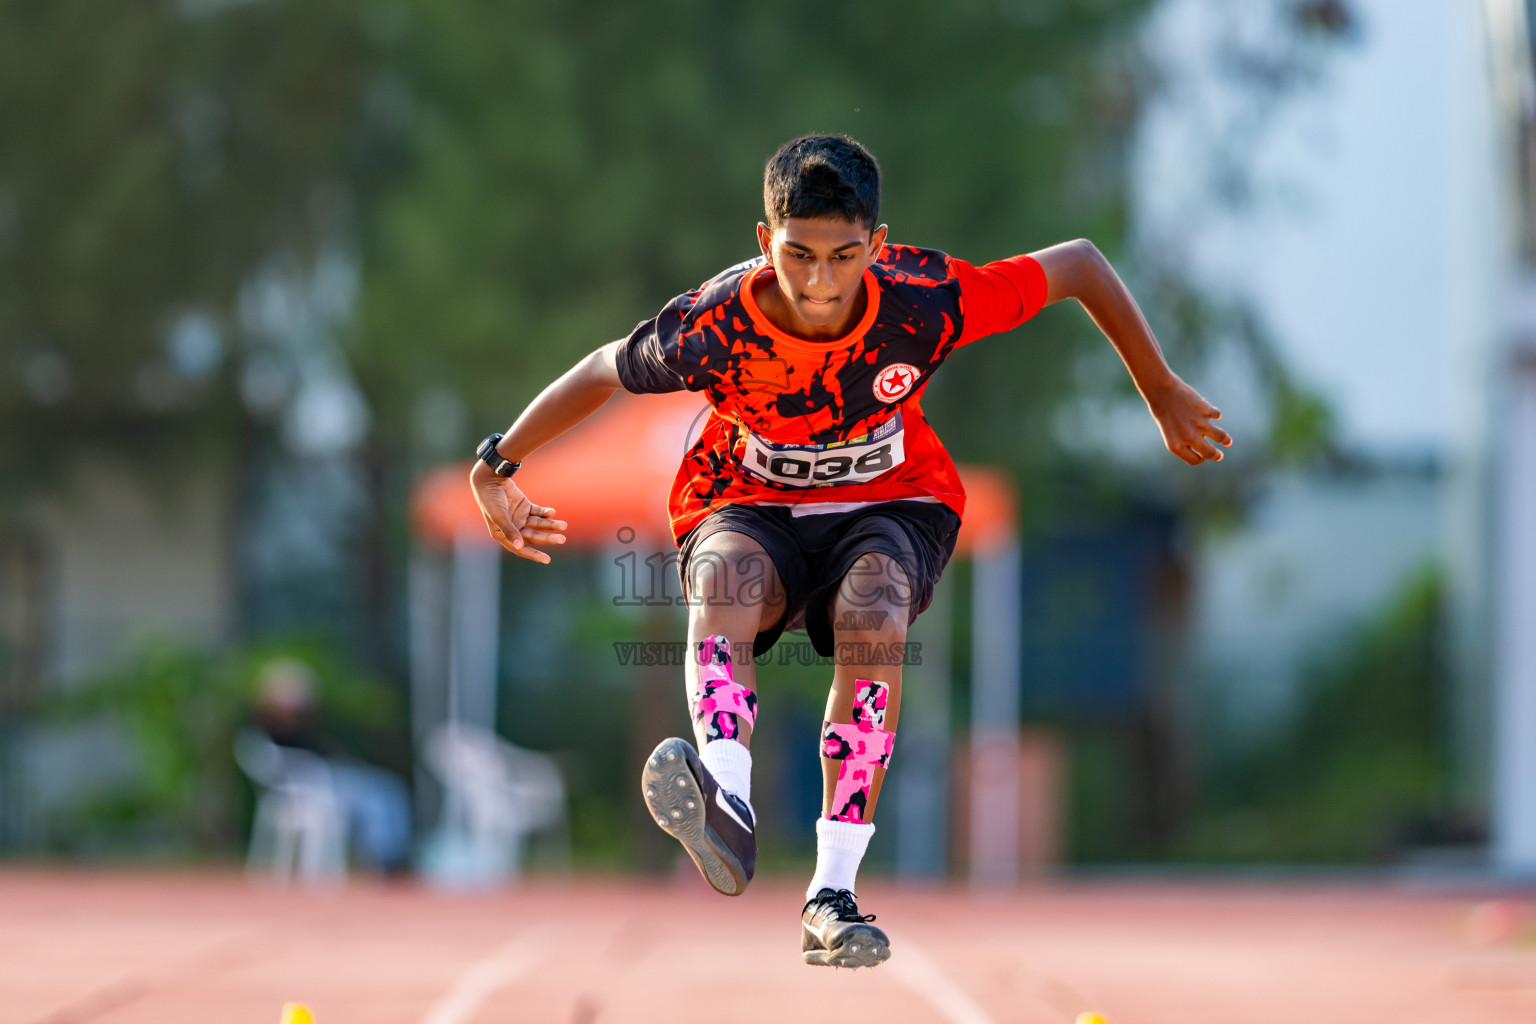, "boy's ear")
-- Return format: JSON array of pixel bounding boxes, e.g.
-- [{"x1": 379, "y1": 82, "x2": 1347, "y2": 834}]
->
[
  {"x1": 868, "y1": 224, "x2": 889, "y2": 262},
  {"x1": 756, "y1": 222, "x2": 774, "y2": 259}
]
